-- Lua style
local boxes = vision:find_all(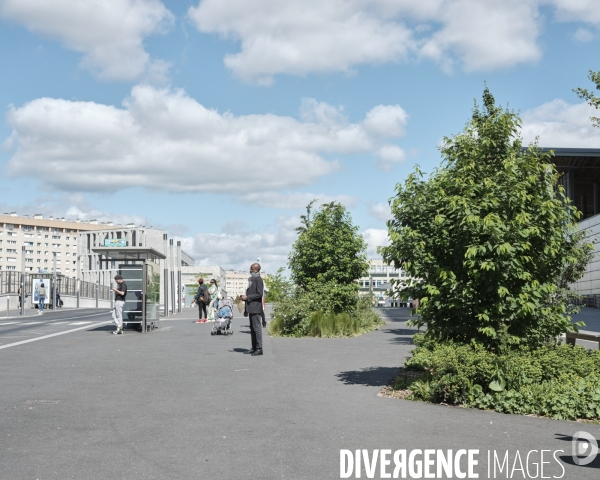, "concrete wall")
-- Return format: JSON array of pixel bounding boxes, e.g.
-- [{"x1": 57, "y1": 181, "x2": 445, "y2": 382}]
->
[{"x1": 572, "y1": 214, "x2": 600, "y2": 296}]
